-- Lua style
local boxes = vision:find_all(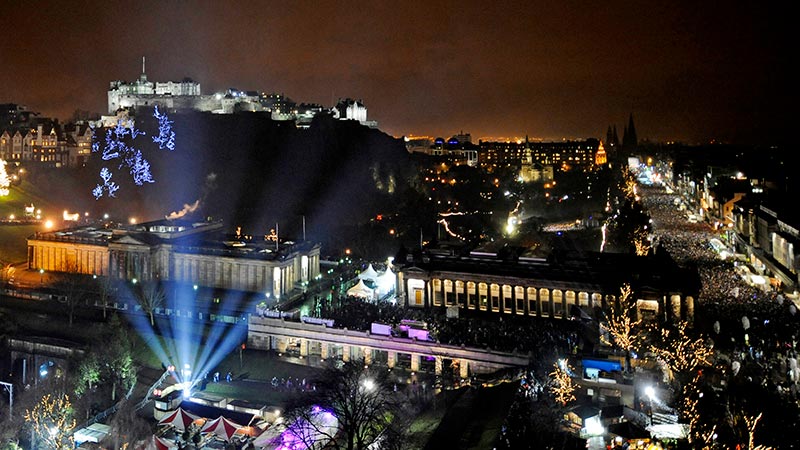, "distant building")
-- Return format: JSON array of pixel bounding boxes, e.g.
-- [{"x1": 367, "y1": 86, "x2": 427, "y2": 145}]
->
[
  {"x1": 622, "y1": 114, "x2": 638, "y2": 149},
  {"x1": 332, "y1": 98, "x2": 377, "y2": 128},
  {"x1": 480, "y1": 138, "x2": 600, "y2": 172},
  {"x1": 0, "y1": 119, "x2": 69, "y2": 167},
  {"x1": 595, "y1": 141, "x2": 607, "y2": 166},
  {"x1": 27, "y1": 219, "x2": 321, "y2": 296},
  {"x1": 107, "y1": 60, "x2": 368, "y2": 128}
]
